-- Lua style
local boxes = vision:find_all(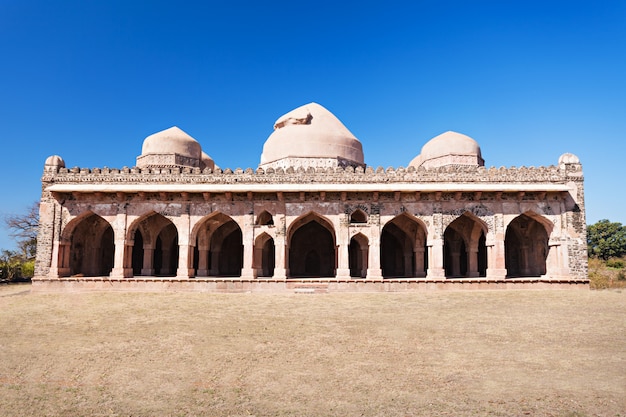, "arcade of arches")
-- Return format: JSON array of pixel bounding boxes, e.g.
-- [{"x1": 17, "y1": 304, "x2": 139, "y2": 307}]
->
[{"x1": 54, "y1": 209, "x2": 557, "y2": 280}]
